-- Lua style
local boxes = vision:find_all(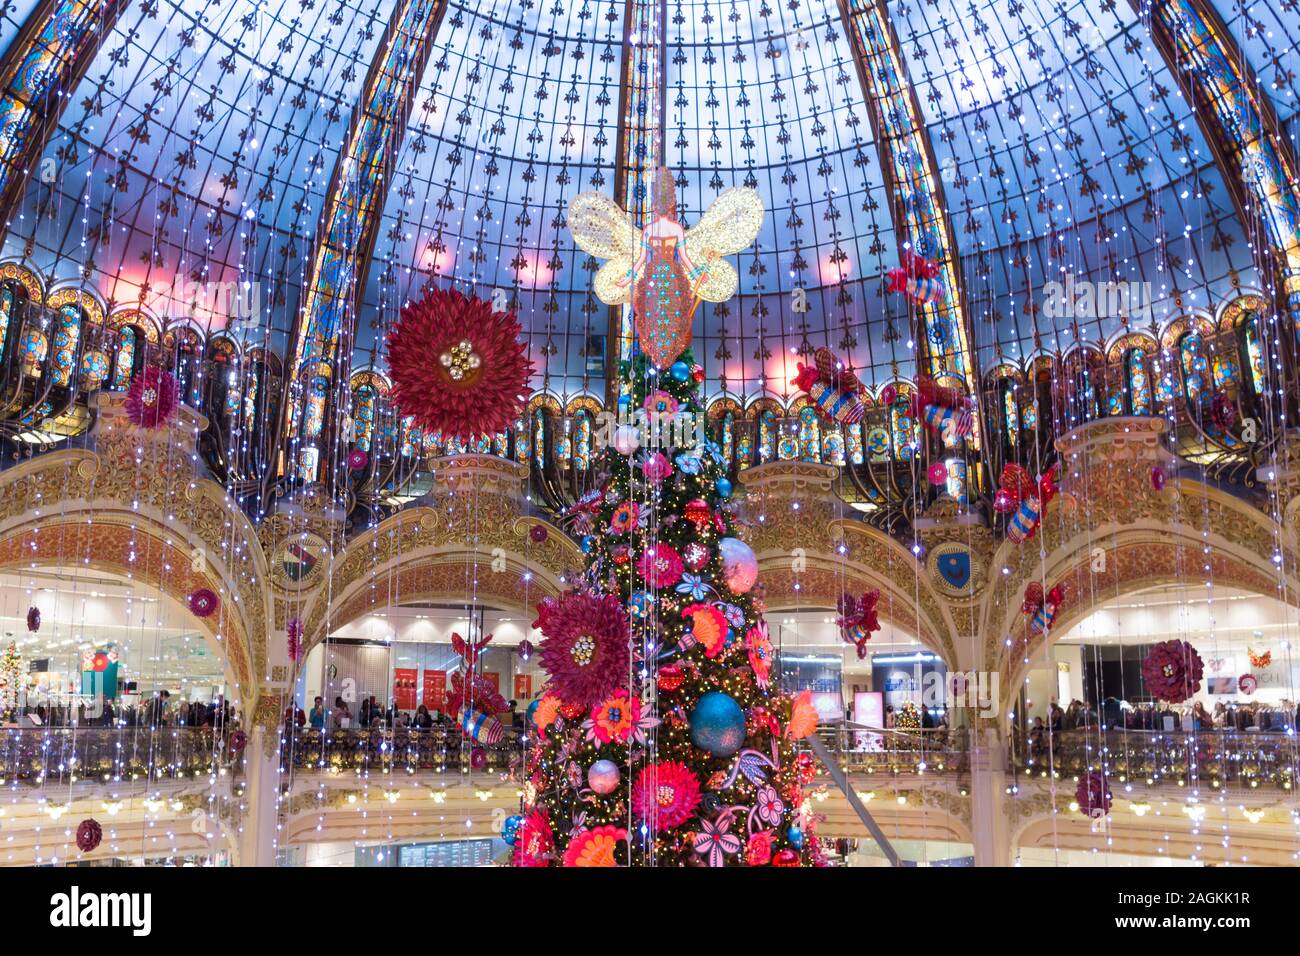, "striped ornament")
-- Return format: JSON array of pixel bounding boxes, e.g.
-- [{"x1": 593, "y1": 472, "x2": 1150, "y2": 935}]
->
[
  {"x1": 457, "y1": 706, "x2": 505, "y2": 745},
  {"x1": 1029, "y1": 601, "x2": 1057, "y2": 635},
  {"x1": 902, "y1": 275, "x2": 945, "y2": 304},
  {"x1": 1006, "y1": 495, "x2": 1042, "y2": 544},
  {"x1": 921, "y1": 402, "x2": 973, "y2": 439},
  {"x1": 808, "y1": 381, "x2": 865, "y2": 424}
]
